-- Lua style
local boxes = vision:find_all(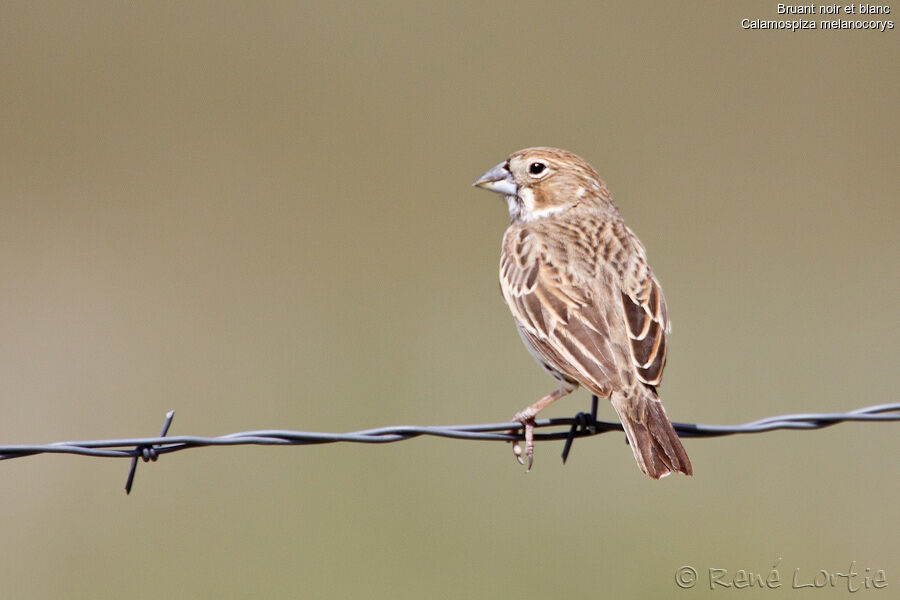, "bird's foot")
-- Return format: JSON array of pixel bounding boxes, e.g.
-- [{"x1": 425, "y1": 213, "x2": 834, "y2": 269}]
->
[
  {"x1": 510, "y1": 411, "x2": 536, "y2": 471},
  {"x1": 507, "y1": 388, "x2": 573, "y2": 471}
]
